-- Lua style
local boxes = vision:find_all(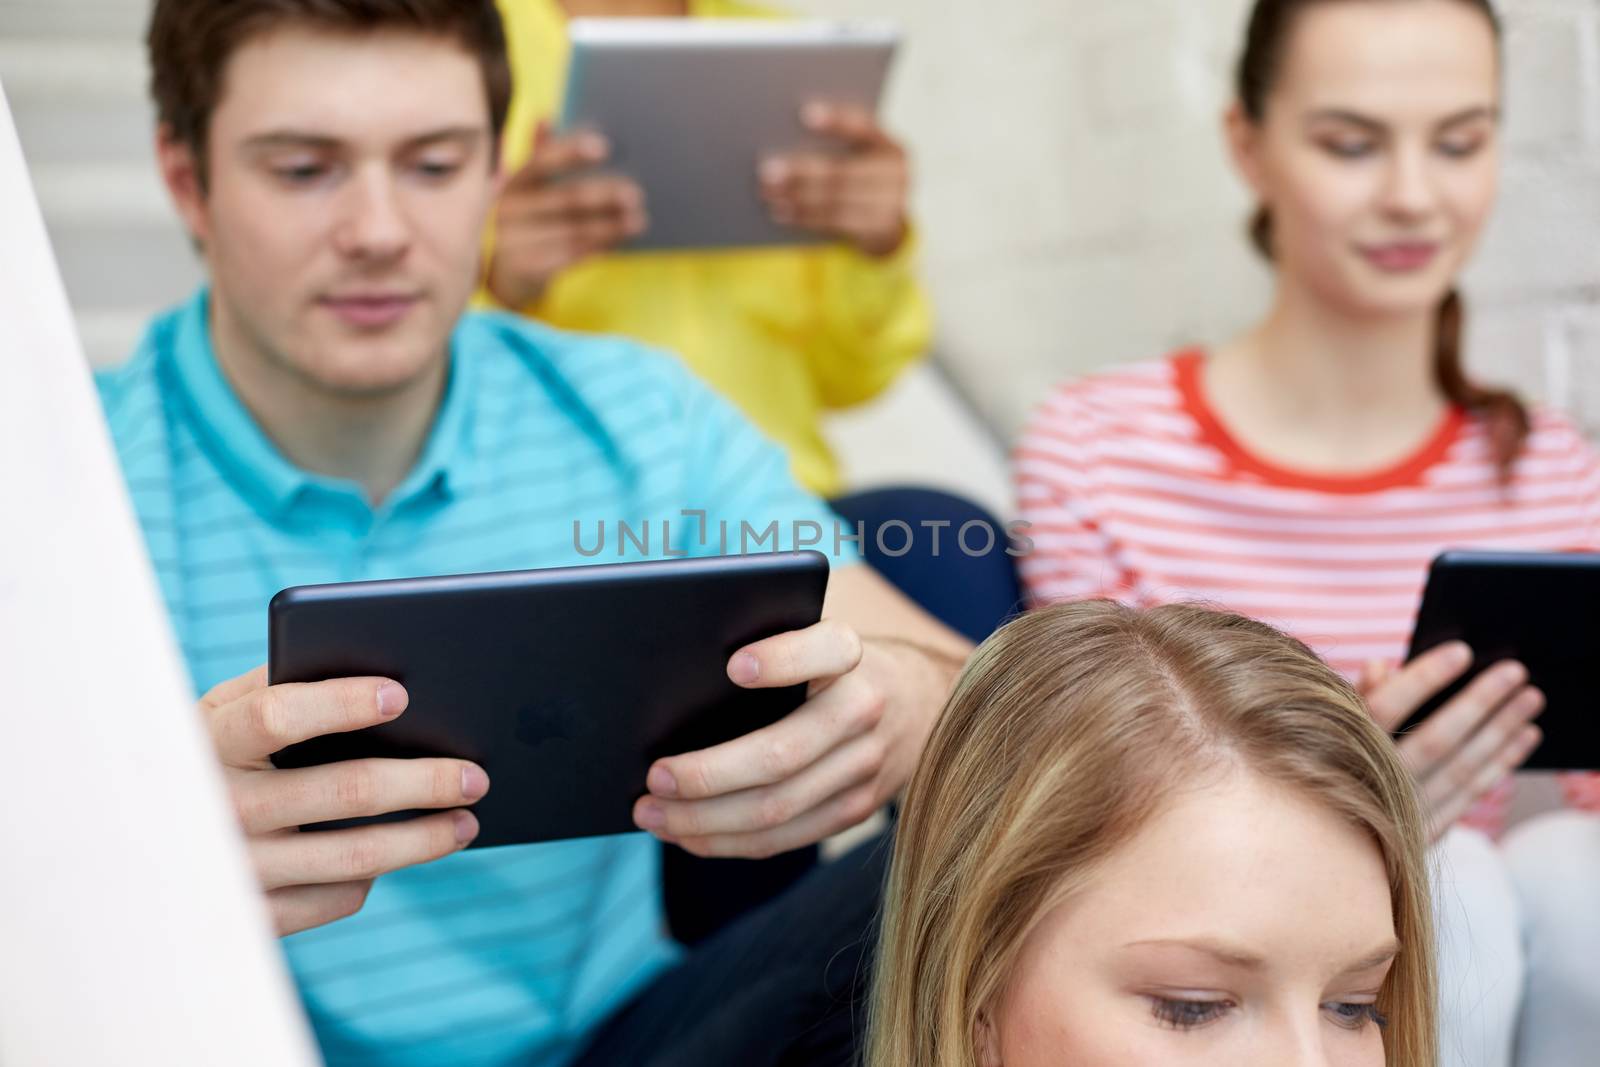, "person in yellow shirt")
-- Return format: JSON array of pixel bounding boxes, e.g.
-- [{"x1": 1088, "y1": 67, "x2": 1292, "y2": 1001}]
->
[{"x1": 483, "y1": 0, "x2": 932, "y2": 496}]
